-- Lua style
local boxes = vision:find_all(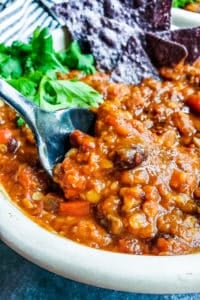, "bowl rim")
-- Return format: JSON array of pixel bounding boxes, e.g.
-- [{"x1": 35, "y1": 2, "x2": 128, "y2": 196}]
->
[
  {"x1": 1, "y1": 24, "x2": 200, "y2": 294},
  {"x1": 171, "y1": 7, "x2": 200, "y2": 28},
  {"x1": 1, "y1": 187, "x2": 200, "y2": 294}
]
